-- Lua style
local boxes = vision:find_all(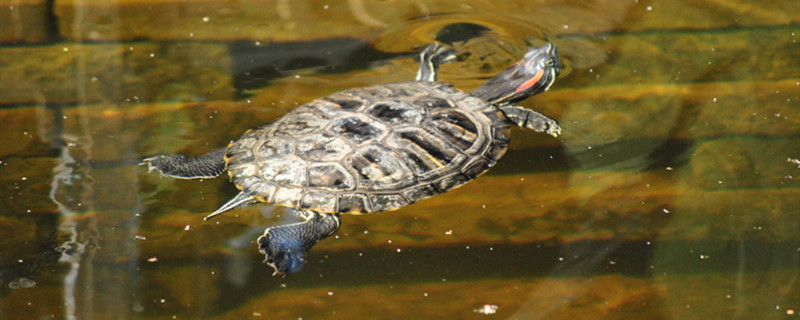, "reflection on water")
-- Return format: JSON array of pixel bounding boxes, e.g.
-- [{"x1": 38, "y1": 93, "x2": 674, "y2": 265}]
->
[{"x1": 1, "y1": 1, "x2": 798, "y2": 319}]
